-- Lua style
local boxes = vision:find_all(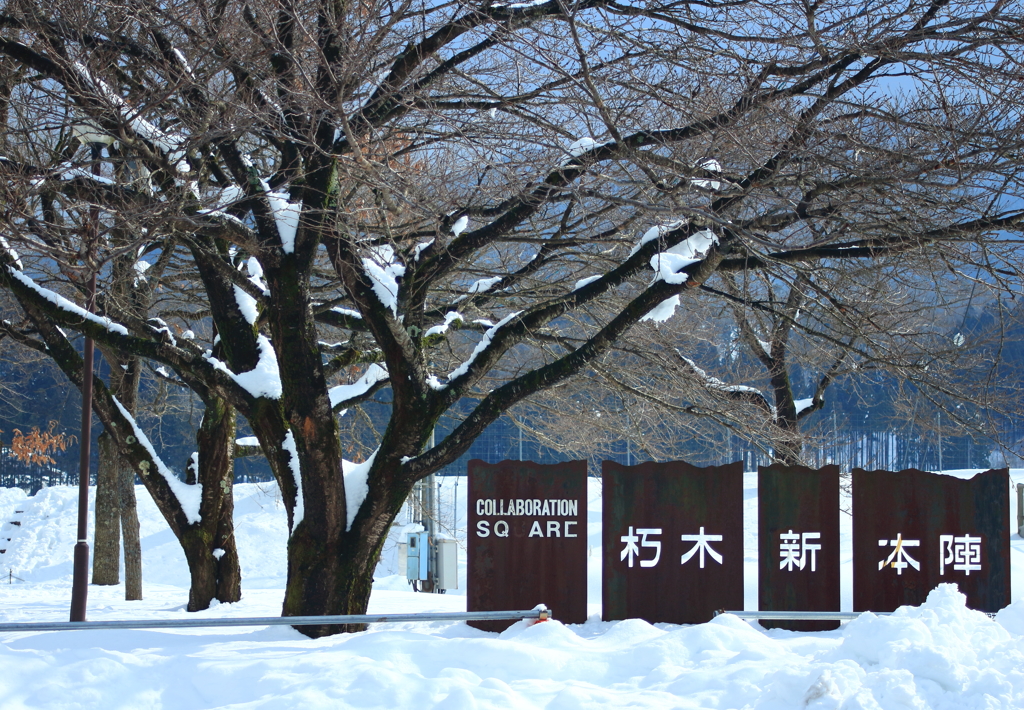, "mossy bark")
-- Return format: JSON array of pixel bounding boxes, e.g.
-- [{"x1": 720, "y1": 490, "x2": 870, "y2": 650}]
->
[
  {"x1": 92, "y1": 432, "x2": 121, "y2": 585},
  {"x1": 183, "y1": 395, "x2": 242, "y2": 611}
]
